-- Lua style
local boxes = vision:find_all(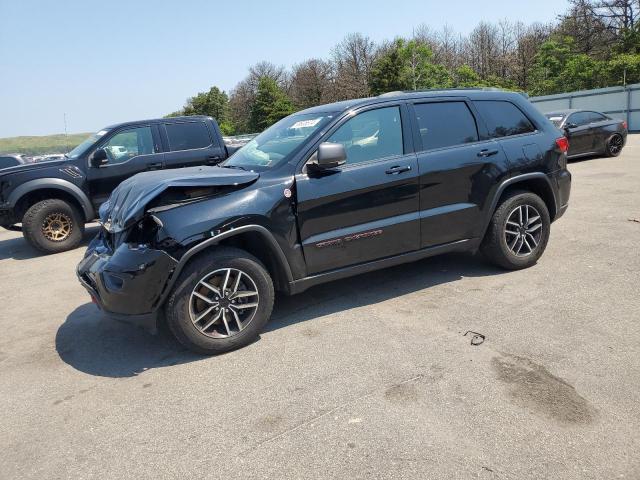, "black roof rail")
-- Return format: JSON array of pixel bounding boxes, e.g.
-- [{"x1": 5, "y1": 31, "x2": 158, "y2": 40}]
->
[
  {"x1": 377, "y1": 87, "x2": 530, "y2": 99},
  {"x1": 378, "y1": 87, "x2": 505, "y2": 97}
]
